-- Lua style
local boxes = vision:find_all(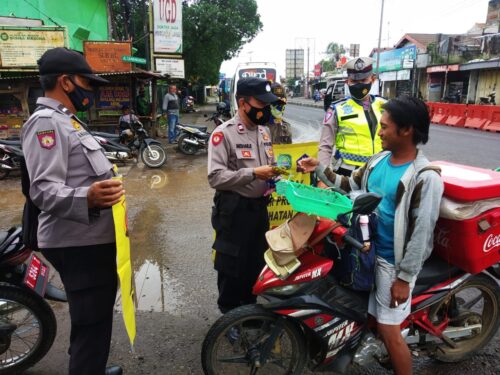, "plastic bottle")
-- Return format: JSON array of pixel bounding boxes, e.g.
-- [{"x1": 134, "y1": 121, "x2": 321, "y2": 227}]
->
[{"x1": 359, "y1": 215, "x2": 370, "y2": 251}]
